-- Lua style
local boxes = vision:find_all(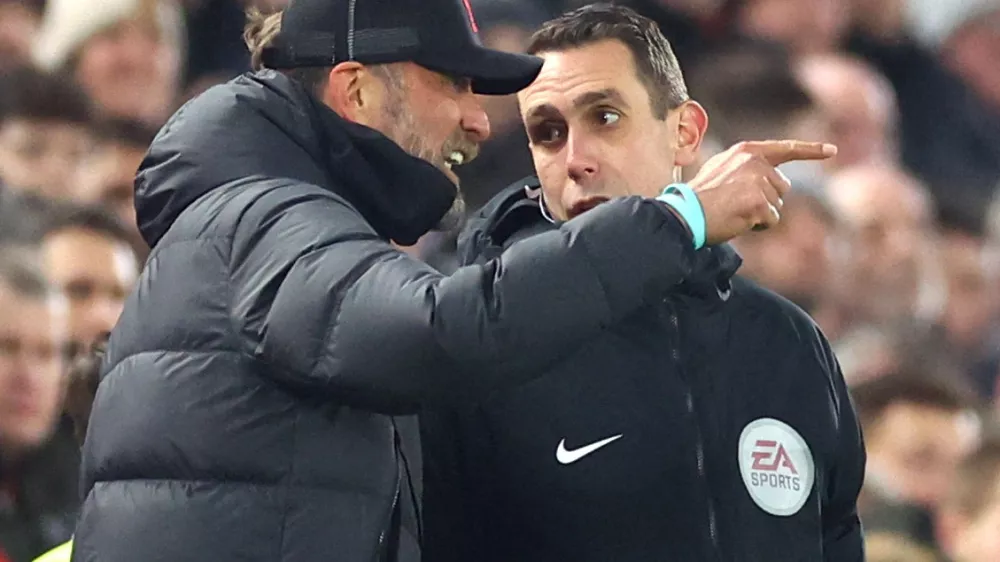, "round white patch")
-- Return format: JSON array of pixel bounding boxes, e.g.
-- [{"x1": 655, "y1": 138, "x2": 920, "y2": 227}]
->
[{"x1": 738, "y1": 418, "x2": 815, "y2": 516}]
